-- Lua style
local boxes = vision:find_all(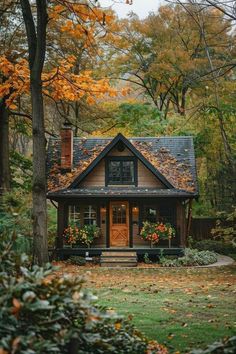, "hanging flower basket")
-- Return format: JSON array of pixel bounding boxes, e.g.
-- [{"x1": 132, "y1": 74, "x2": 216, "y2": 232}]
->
[
  {"x1": 140, "y1": 221, "x2": 175, "y2": 248},
  {"x1": 63, "y1": 225, "x2": 101, "y2": 248}
]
